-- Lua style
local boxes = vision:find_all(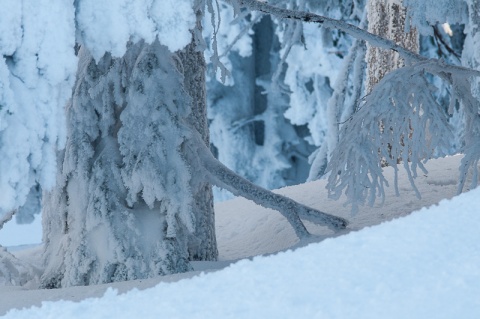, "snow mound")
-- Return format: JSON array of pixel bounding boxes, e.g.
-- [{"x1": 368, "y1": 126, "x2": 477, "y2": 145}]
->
[{"x1": 4, "y1": 186, "x2": 480, "y2": 318}]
